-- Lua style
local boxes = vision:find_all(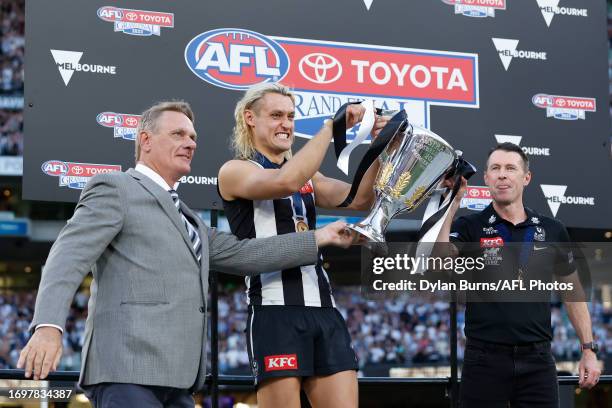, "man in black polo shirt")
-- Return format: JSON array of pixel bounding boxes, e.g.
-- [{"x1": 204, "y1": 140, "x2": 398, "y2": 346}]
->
[{"x1": 437, "y1": 143, "x2": 600, "y2": 407}]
